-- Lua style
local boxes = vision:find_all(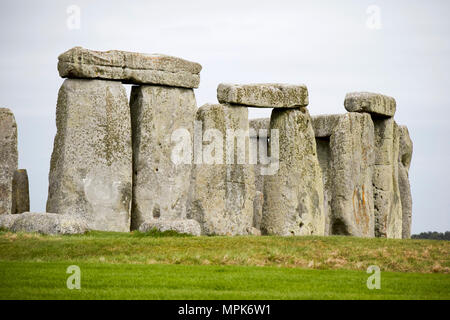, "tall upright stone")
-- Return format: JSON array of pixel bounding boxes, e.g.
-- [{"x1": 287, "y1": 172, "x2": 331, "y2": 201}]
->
[
  {"x1": 262, "y1": 108, "x2": 325, "y2": 236},
  {"x1": 130, "y1": 85, "x2": 198, "y2": 230},
  {"x1": 249, "y1": 118, "x2": 270, "y2": 193},
  {"x1": 398, "y1": 125, "x2": 413, "y2": 239},
  {"x1": 313, "y1": 113, "x2": 375, "y2": 237},
  {"x1": 188, "y1": 103, "x2": 256, "y2": 235},
  {"x1": 372, "y1": 118, "x2": 402, "y2": 238},
  {"x1": 312, "y1": 114, "x2": 341, "y2": 235},
  {"x1": 12, "y1": 169, "x2": 30, "y2": 214},
  {"x1": 47, "y1": 79, "x2": 132, "y2": 232},
  {"x1": 249, "y1": 118, "x2": 270, "y2": 231},
  {"x1": 345, "y1": 92, "x2": 402, "y2": 238},
  {"x1": 0, "y1": 108, "x2": 18, "y2": 215}
]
